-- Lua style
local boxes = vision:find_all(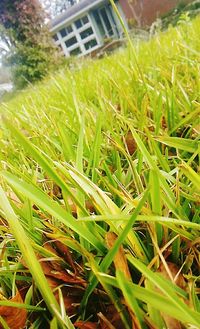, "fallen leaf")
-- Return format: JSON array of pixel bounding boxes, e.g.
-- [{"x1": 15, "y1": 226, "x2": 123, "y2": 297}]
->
[
  {"x1": 98, "y1": 312, "x2": 116, "y2": 329},
  {"x1": 74, "y1": 321, "x2": 98, "y2": 329},
  {"x1": 106, "y1": 232, "x2": 131, "y2": 280},
  {"x1": 124, "y1": 131, "x2": 137, "y2": 155},
  {"x1": 53, "y1": 239, "x2": 78, "y2": 273},
  {"x1": 0, "y1": 291, "x2": 27, "y2": 329},
  {"x1": 156, "y1": 262, "x2": 186, "y2": 329}
]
